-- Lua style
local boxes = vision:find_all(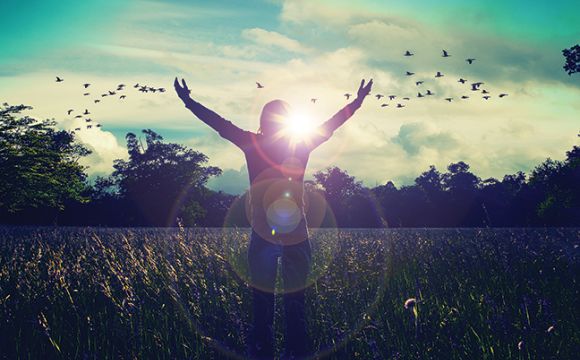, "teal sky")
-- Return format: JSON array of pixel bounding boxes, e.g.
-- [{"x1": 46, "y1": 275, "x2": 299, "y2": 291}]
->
[{"x1": 1, "y1": 0, "x2": 579, "y2": 195}]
